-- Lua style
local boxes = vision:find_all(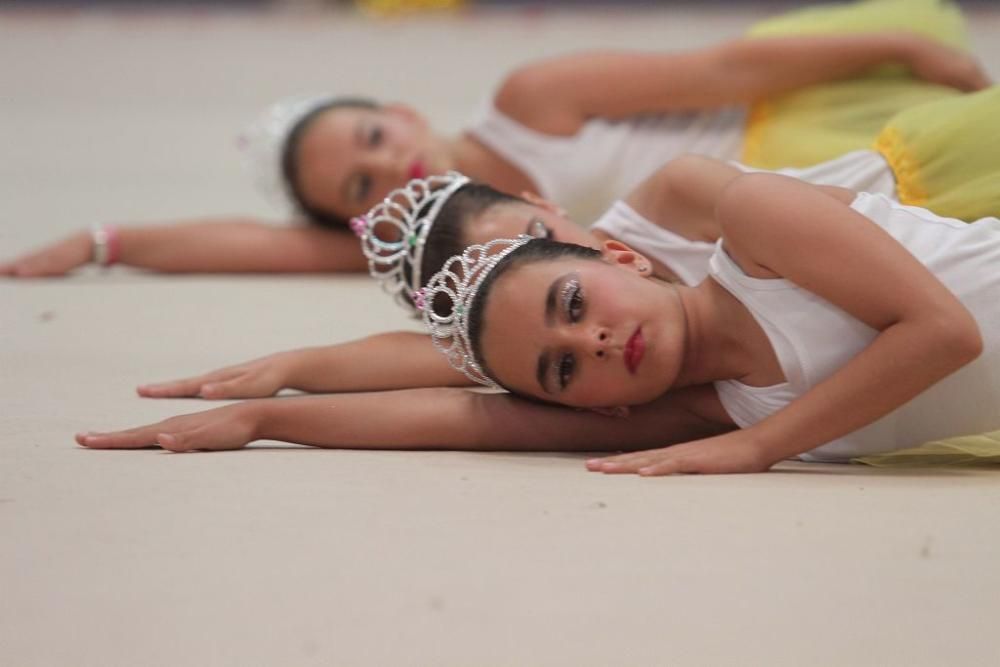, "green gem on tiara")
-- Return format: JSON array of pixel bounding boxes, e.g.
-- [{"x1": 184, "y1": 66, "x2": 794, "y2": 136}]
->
[
  {"x1": 407, "y1": 234, "x2": 418, "y2": 248},
  {"x1": 455, "y1": 304, "x2": 464, "y2": 315}
]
